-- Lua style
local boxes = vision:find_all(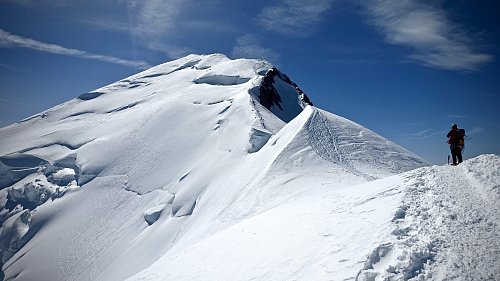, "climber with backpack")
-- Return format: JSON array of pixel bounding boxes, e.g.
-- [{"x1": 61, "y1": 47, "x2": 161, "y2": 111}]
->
[{"x1": 447, "y1": 123, "x2": 465, "y2": 165}]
